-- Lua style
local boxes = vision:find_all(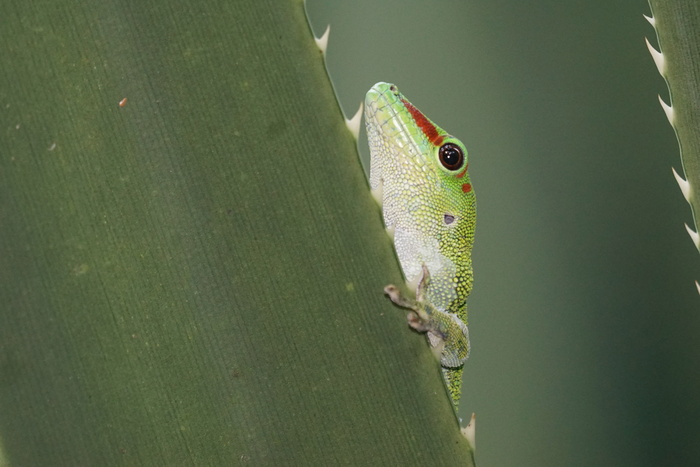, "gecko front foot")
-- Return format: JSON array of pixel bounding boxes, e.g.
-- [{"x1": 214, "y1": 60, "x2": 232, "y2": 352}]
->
[
  {"x1": 385, "y1": 284, "x2": 431, "y2": 327},
  {"x1": 384, "y1": 265, "x2": 470, "y2": 368}
]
